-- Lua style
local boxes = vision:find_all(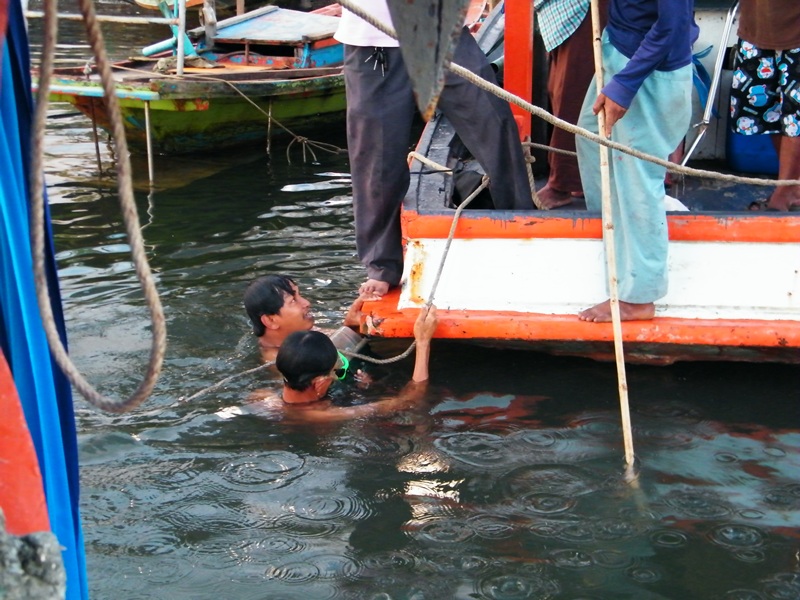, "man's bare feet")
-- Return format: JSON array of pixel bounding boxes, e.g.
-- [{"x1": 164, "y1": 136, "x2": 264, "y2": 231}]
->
[
  {"x1": 578, "y1": 299, "x2": 656, "y2": 322},
  {"x1": 359, "y1": 279, "x2": 390, "y2": 298},
  {"x1": 535, "y1": 184, "x2": 576, "y2": 210}
]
